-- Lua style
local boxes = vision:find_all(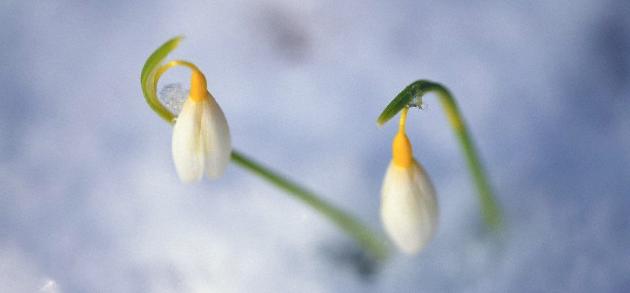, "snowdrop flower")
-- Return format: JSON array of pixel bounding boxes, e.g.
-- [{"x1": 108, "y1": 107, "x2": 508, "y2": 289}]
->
[
  {"x1": 166, "y1": 61, "x2": 231, "y2": 182},
  {"x1": 380, "y1": 108, "x2": 438, "y2": 254}
]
